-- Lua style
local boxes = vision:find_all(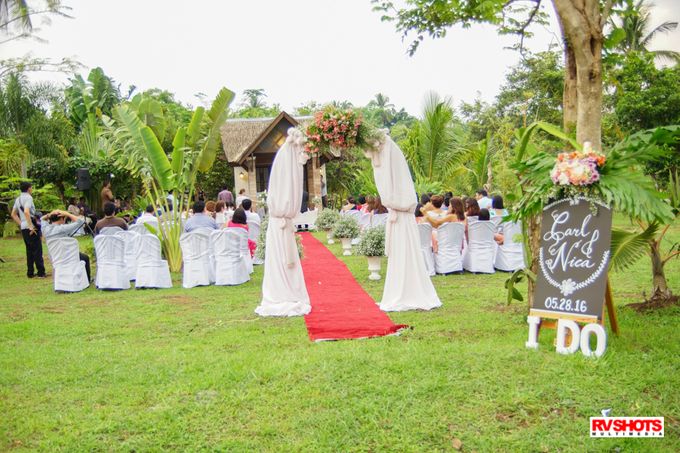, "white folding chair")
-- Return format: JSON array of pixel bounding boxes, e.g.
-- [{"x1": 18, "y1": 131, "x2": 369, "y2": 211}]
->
[
  {"x1": 211, "y1": 229, "x2": 250, "y2": 286},
  {"x1": 435, "y1": 222, "x2": 465, "y2": 274},
  {"x1": 94, "y1": 235, "x2": 130, "y2": 290},
  {"x1": 463, "y1": 221, "x2": 496, "y2": 274},
  {"x1": 417, "y1": 223, "x2": 435, "y2": 277},
  {"x1": 495, "y1": 221, "x2": 526, "y2": 272},
  {"x1": 46, "y1": 237, "x2": 89, "y2": 292},
  {"x1": 135, "y1": 234, "x2": 172, "y2": 289},
  {"x1": 179, "y1": 229, "x2": 215, "y2": 288},
  {"x1": 116, "y1": 230, "x2": 141, "y2": 281},
  {"x1": 247, "y1": 219, "x2": 263, "y2": 265}
]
